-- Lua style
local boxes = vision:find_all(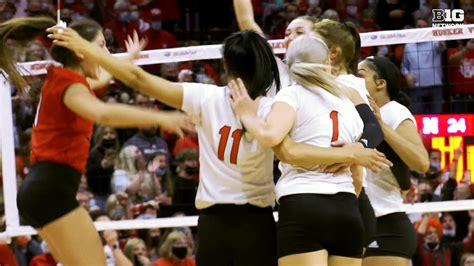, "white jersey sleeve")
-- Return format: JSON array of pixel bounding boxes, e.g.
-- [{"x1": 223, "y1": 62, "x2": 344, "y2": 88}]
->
[
  {"x1": 274, "y1": 85, "x2": 299, "y2": 111},
  {"x1": 336, "y1": 74, "x2": 370, "y2": 105},
  {"x1": 380, "y1": 101, "x2": 417, "y2": 130},
  {"x1": 365, "y1": 100, "x2": 417, "y2": 217},
  {"x1": 182, "y1": 82, "x2": 219, "y2": 116}
]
